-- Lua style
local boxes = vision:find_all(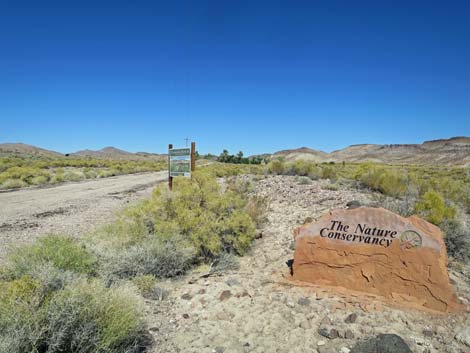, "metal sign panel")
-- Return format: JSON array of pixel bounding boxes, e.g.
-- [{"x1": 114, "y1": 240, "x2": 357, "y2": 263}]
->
[{"x1": 169, "y1": 148, "x2": 191, "y2": 177}]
